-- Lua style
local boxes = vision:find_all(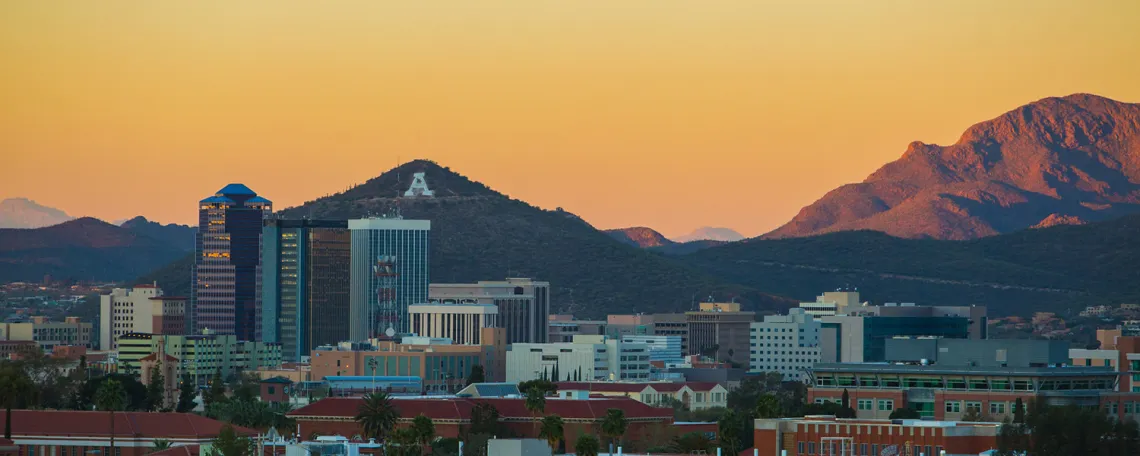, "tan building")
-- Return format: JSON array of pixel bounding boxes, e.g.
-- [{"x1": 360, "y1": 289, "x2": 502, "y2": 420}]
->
[
  {"x1": 555, "y1": 381, "x2": 729, "y2": 410},
  {"x1": 429, "y1": 278, "x2": 549, "y2": 344},
  {"x1": 310, "y1": 327, "x2": 506, "y2": 393},
  {"x1": 0, "y1": 316, "x2": 93, "y2": 349},
  {"x1": 140, "y1": 352, "x2": 182, "y2": 409},
  {"x1": 100, "y1": 285, "x2": 186, "y2": 350},
  {"x1": 686, "y1": 302, "x2": 754, "y2": 366},
  {"x1": 408, "y1": 303, "x2": 499, "y2": 345}
]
